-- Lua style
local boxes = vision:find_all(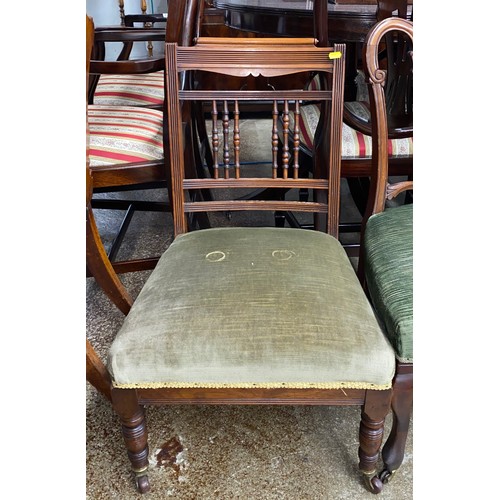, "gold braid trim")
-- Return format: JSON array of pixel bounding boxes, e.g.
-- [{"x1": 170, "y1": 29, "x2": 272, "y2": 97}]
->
[
  {"x1": 396, "y1": 354, "x2": 413, "y2": 364},
  {"x1": 112, "y1": 381, "x2": 392, "y2": 390}
]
